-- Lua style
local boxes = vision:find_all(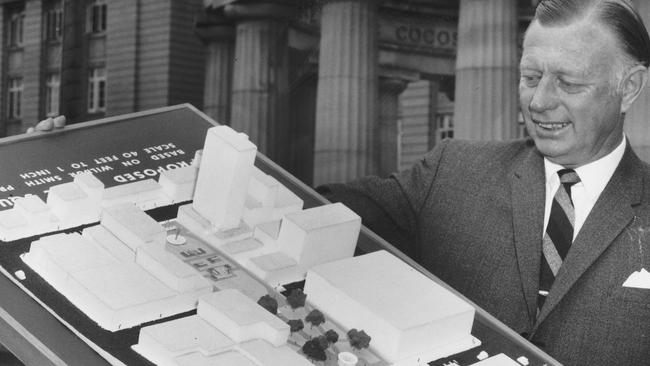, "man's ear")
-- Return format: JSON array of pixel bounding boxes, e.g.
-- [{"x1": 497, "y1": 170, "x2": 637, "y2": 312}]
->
[{"x1": 621, "y1": 65, "x2": 648, "y2": 114}]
